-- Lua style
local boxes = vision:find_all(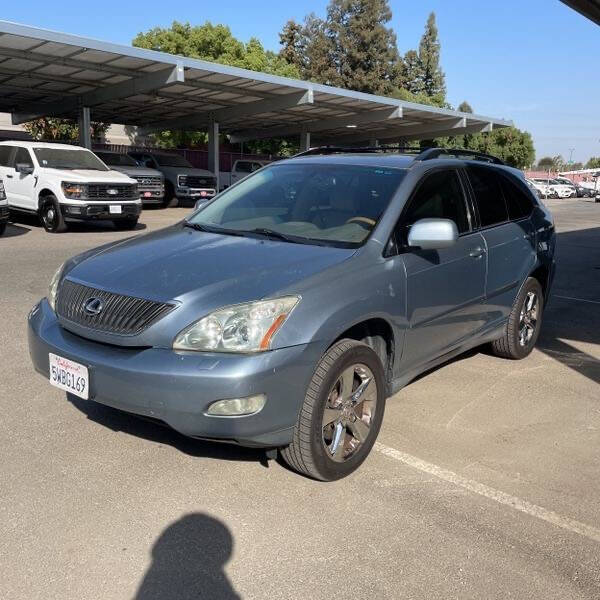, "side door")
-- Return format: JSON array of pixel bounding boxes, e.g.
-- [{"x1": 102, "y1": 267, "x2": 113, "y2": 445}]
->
[
  {"x1": 396, "y1": 168, "x2": 488, "y2": 371},
  {"x1": 465, "y1": 165, "x2": 536, "y2": 322},
  {"x1": 6, "y1": 147, "x2": 37, "y2": 210},
  {"x1": 0, "y1": 145, "x2": 16, "y2": 205}
]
